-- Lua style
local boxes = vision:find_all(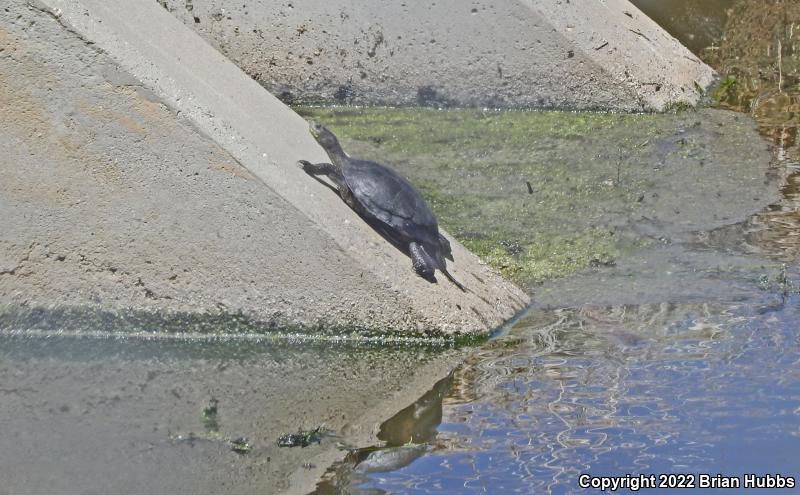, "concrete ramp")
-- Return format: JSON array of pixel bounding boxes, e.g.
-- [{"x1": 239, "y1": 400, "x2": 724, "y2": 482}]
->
[
  {"x1": 0, "y1": 0, "x2": 527, "y2": 336},
  {"x1": 158, "y1": 0, "x2": 717, "y2": 111}
]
